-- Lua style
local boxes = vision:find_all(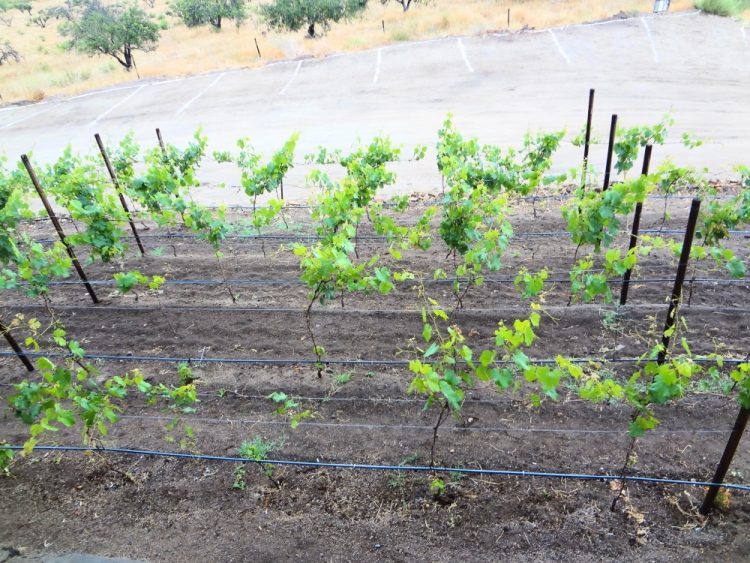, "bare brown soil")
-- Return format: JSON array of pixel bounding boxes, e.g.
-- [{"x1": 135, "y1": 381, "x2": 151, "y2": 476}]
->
[{"x1": 1, "y1": 190, "x2": 749, "y2": 562}]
